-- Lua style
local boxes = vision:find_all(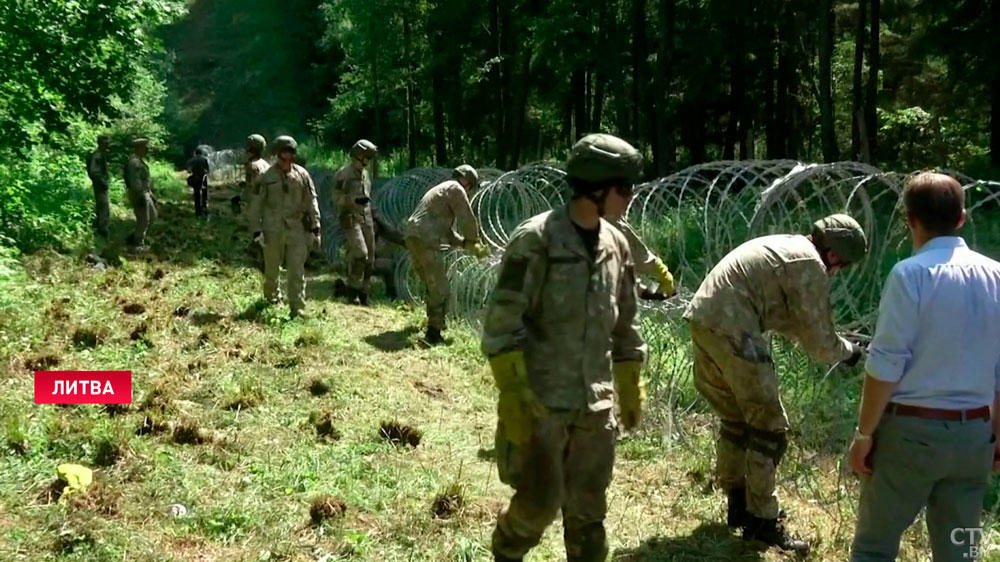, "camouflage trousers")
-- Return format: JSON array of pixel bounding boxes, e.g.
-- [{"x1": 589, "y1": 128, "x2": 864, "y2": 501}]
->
[
  {"x1": 129, "y1": 191, "x2": 157, "y2": 245},
  {"x1": 92, "y1": 181, "x2": 109, "y2": 236},
  {"x1": 338, "y1": 212, "x2": 374, "y2": 293},
  {"x1": 405, "y1": 237, "x2": 448, "y2": 331},
  {"x1": 262, "y1": 227, "x2": 309, "y2": 314},
  {"x1": 689, "y1": 320, "x2": 789, "y2": 520},
  {"x1": 493, "y1": 408, "x2": 616, "y2": 562}
]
